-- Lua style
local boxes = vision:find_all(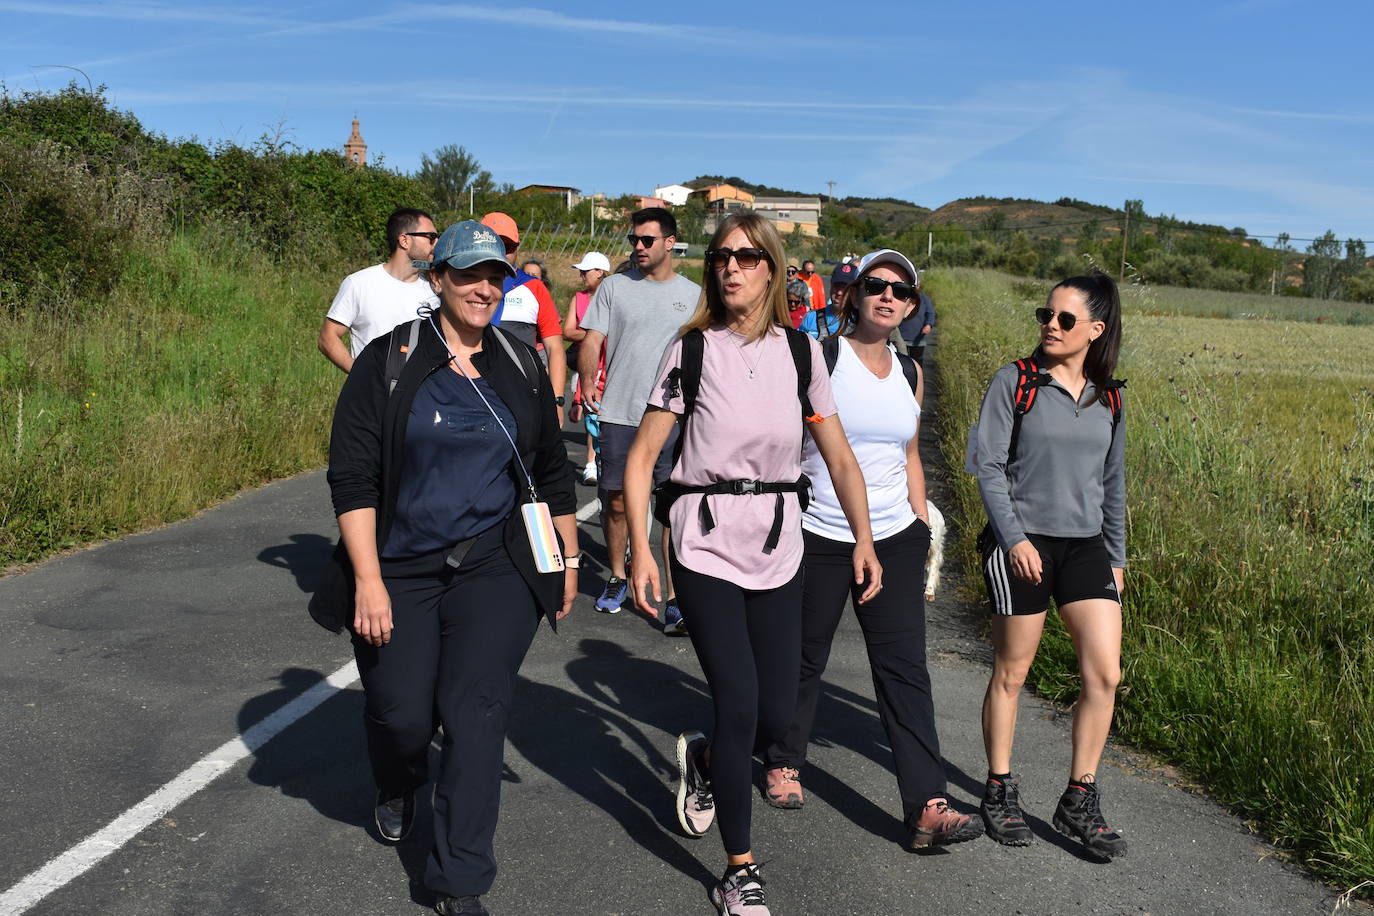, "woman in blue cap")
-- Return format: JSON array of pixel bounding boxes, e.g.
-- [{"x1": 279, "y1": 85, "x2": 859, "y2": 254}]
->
[{"x1": 318, "y1": 219, "x2": 578, "y2": 915}]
